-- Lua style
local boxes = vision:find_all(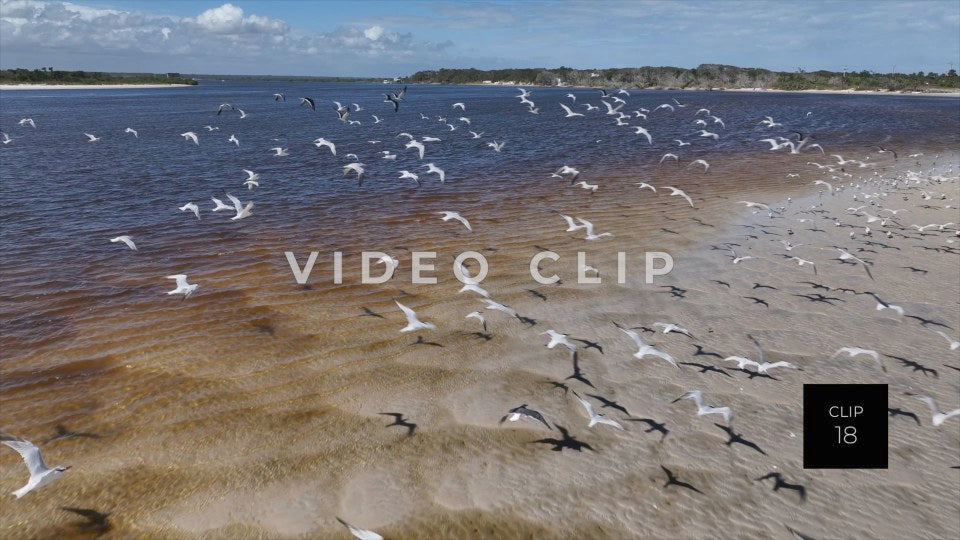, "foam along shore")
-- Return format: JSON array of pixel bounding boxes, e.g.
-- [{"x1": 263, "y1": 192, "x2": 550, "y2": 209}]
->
[{"x1": 0, "y1": 83, "x2": 194, "y2": 90}]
